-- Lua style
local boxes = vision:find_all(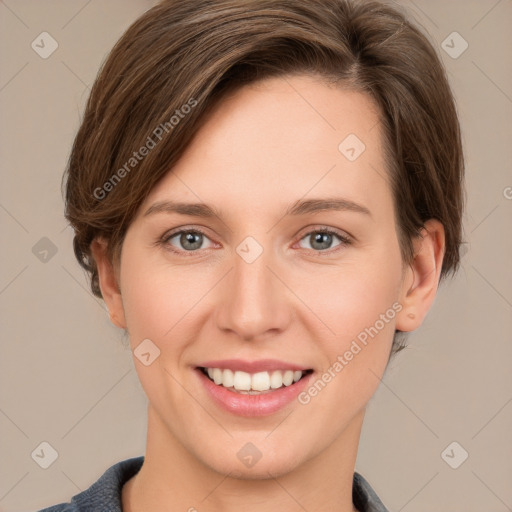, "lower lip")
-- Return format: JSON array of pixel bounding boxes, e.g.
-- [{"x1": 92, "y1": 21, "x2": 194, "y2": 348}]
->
[{"x1": 195, "y1": 368, "x2": 314, "y2": 417}]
